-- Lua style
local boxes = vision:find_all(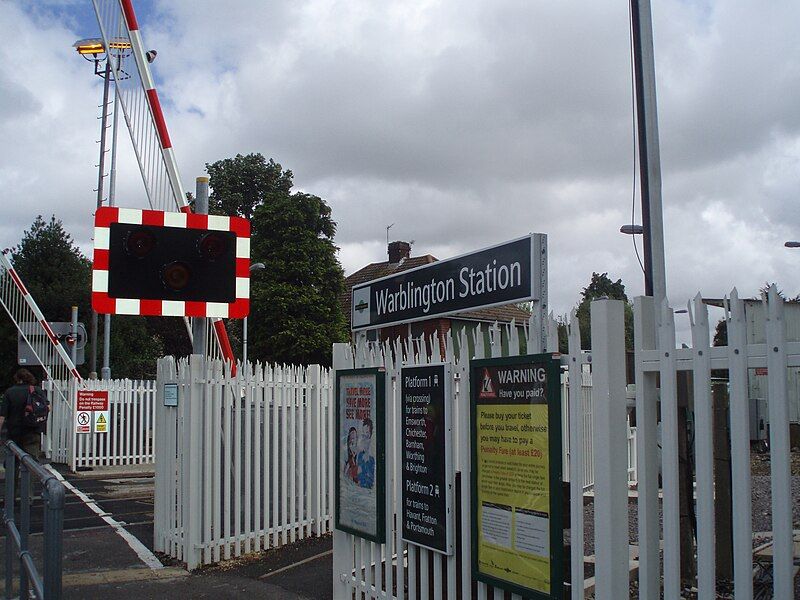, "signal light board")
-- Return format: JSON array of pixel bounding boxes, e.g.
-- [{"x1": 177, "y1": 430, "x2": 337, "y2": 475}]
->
[{"x1": 92, "y1": 207, "x2": 250, "y2": 318}]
